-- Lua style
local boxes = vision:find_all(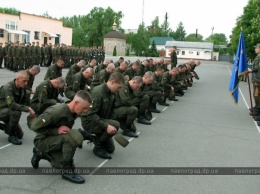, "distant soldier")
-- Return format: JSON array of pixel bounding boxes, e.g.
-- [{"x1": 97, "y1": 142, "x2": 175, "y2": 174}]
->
[
  {"x1": 65, "y1": 60, "x2": 86, "y2": 86},
  {"x1": 91, "y1": 63, "x2": 115, "y2": 89},
  {"x1": 65, "y1": 67, "x2": 94, "y2": 100},
  {"x1": 123, "y1": 61, "x2": 140, "y2": 81},
  {"x1": 114, "y1": 57, "x2": 124, "y2": 68},
  {"x1": 30, "y1": 77, "x2": 66, "y2": 115},
  {"x1": 0, "y1": 42, "x2": 3, "y2": 69},
  {"x1": 44, "y1": 59, "x2": 65, "y2": 80},
  {"x1": 35, "y1": 41, "x2": 41, "y2": 66},
  {"x1": 170, "y1": 46, "x2": 178, "y2": 69},
  {"x1": 25, "y1": 65, "x2": 41, "y2": 104}
]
